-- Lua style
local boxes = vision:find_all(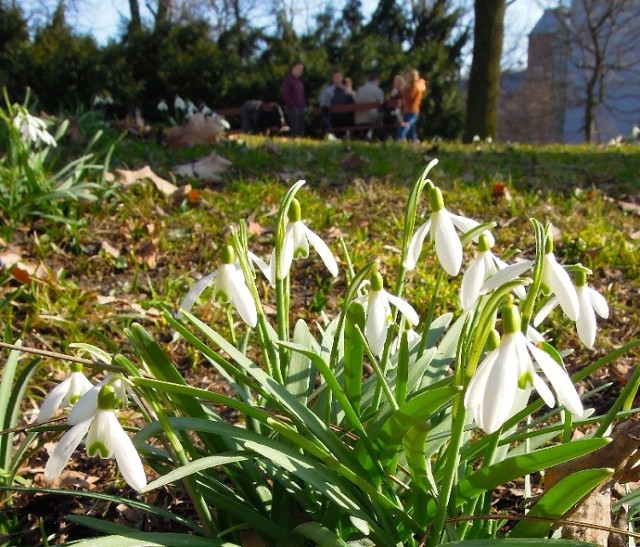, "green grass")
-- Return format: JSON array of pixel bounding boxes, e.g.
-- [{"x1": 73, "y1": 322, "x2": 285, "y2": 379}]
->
[{"x1": 1, "y1": 134, "x2": 638, "y2": 367}]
